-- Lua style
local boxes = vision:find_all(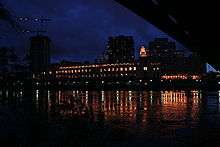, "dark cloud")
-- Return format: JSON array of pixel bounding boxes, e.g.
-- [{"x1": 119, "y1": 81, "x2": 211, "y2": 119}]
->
[{"x1": 1, "y1": 0, "x2": 187, "y2": 62}]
